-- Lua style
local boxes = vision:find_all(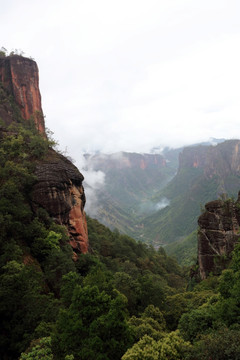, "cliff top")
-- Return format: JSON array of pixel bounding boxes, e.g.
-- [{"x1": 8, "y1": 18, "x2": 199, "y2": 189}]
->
[{"x1": 0, "y1": 54, "x2": 45, "y2": 135}]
